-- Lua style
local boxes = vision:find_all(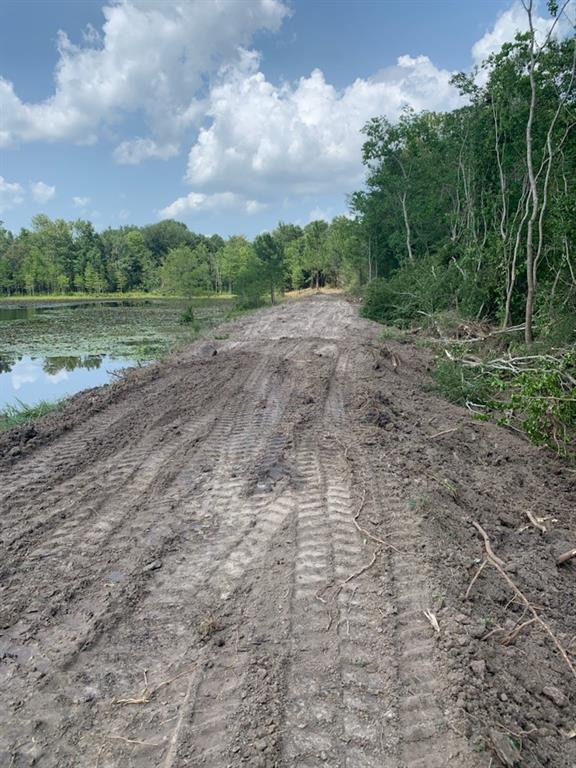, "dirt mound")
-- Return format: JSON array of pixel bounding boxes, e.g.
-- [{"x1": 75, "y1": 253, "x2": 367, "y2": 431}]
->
[{"x1": 0, "y1": 295, "x2": 574, "y2": 767}]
